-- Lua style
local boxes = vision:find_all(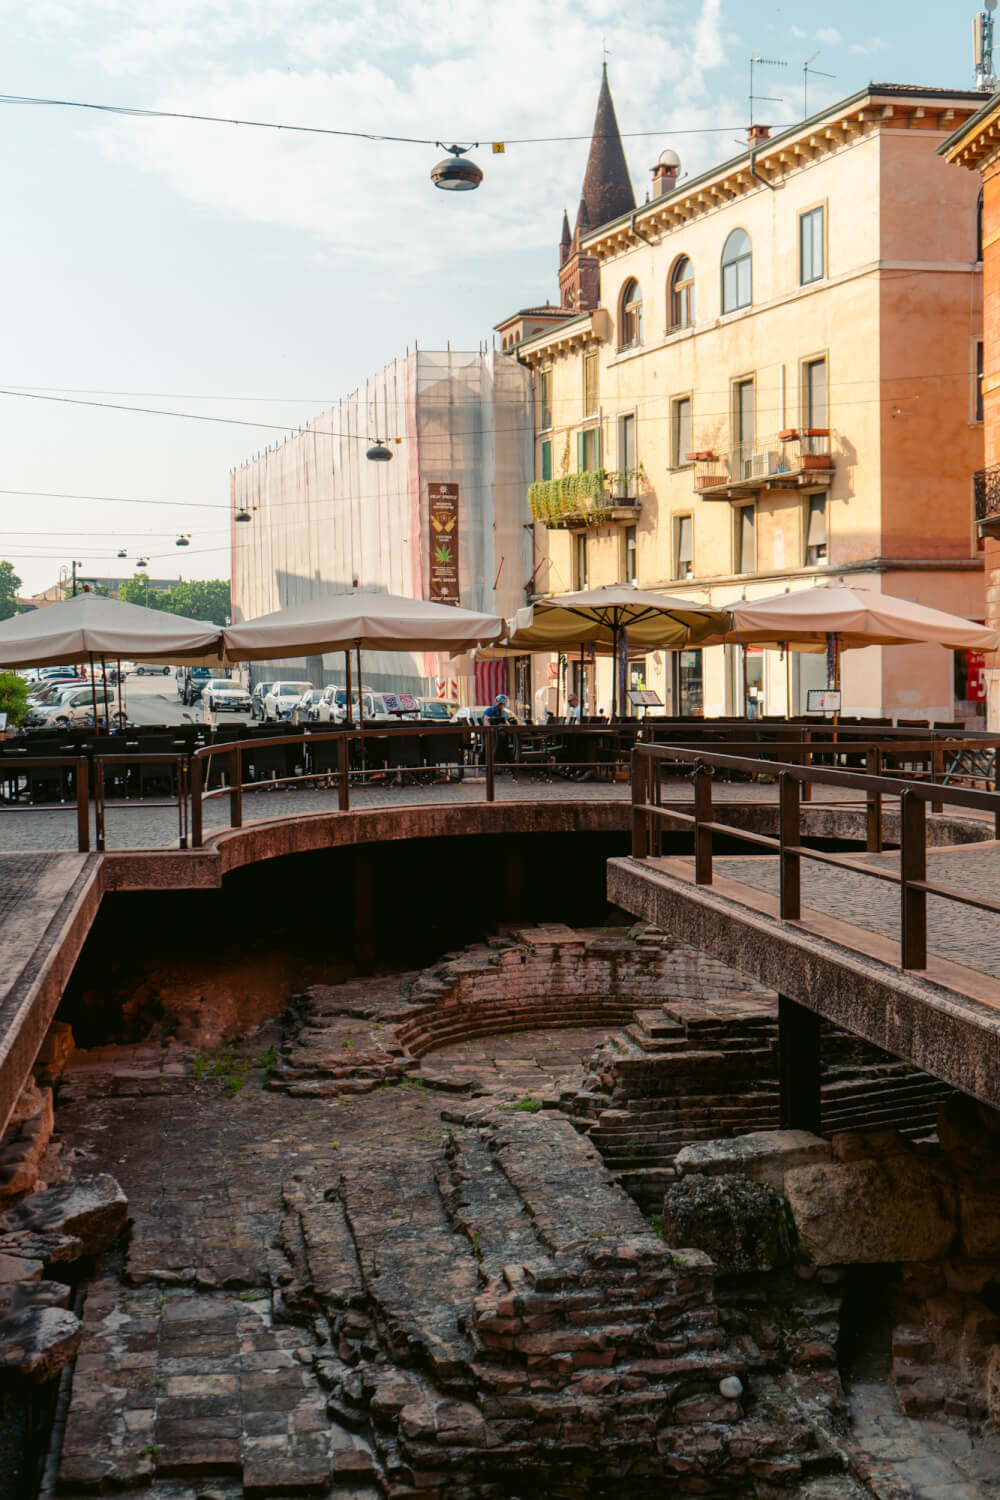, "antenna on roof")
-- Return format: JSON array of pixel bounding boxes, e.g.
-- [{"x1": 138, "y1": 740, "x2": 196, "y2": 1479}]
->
[
  {"x1": 802, "y1": 51, "x2": 836, "y2": 117},
  {"x1": 974, "y1": 1, "x2": 998, "y2": 91},
  {"x1": 749, "y1": 53, "x2": 787, "y2": 128}
]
